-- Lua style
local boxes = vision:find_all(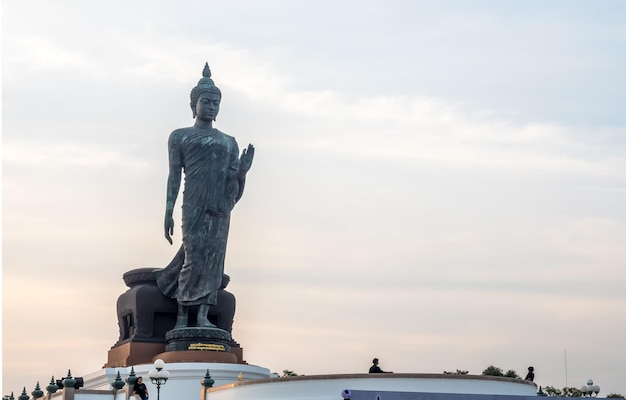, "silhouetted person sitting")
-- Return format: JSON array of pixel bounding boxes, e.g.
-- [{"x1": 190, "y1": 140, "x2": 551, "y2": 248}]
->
[
  {"x1": 133, "y1": 376, "x2": 149, "y2": 400},
  {"x1": 525, "y1": 366, "x2": 535, "y2": 382},
  {"x1": 369, "y1": 358, "x2": 392, "y2": 373}
]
